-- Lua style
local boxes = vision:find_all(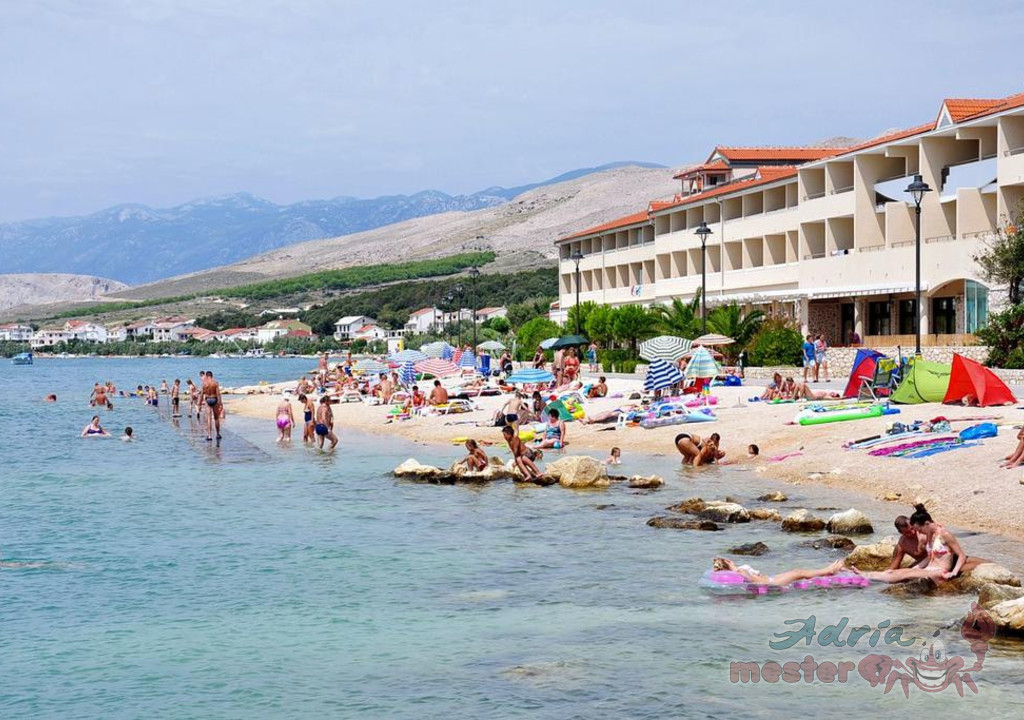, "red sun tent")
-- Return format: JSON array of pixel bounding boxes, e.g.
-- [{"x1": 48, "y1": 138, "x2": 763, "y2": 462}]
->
[
  {"x1": 942, "y1": 353, "x2": 1016, "y2": 407},
  {"x1": 843, "y1": 348, "x2": 885, "y2": 398}
]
